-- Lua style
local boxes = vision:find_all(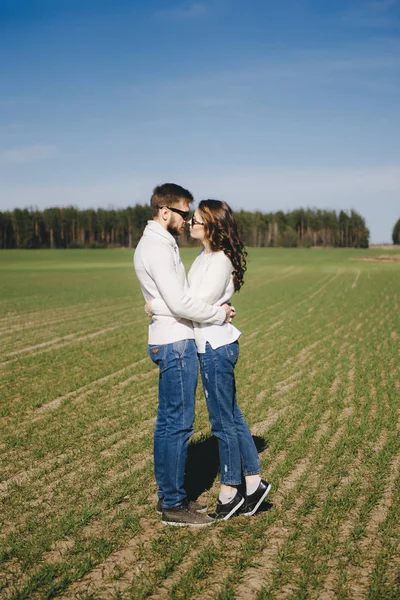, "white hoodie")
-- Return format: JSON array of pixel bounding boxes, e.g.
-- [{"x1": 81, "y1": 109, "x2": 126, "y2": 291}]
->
[{"x1": 134, "y1": 220, "x2": 226, "y2": 345}]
